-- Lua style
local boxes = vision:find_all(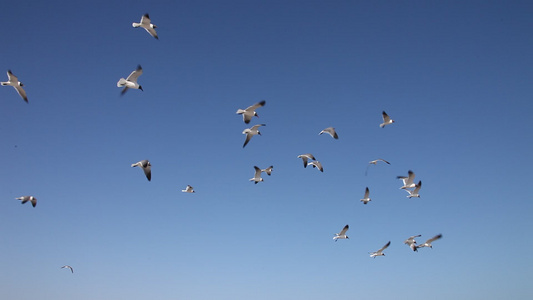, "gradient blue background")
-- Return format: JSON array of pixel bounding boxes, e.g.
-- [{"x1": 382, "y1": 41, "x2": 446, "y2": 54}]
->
[{"x1": 1, "y1": 1, "x2": 532, "y2": 299}]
